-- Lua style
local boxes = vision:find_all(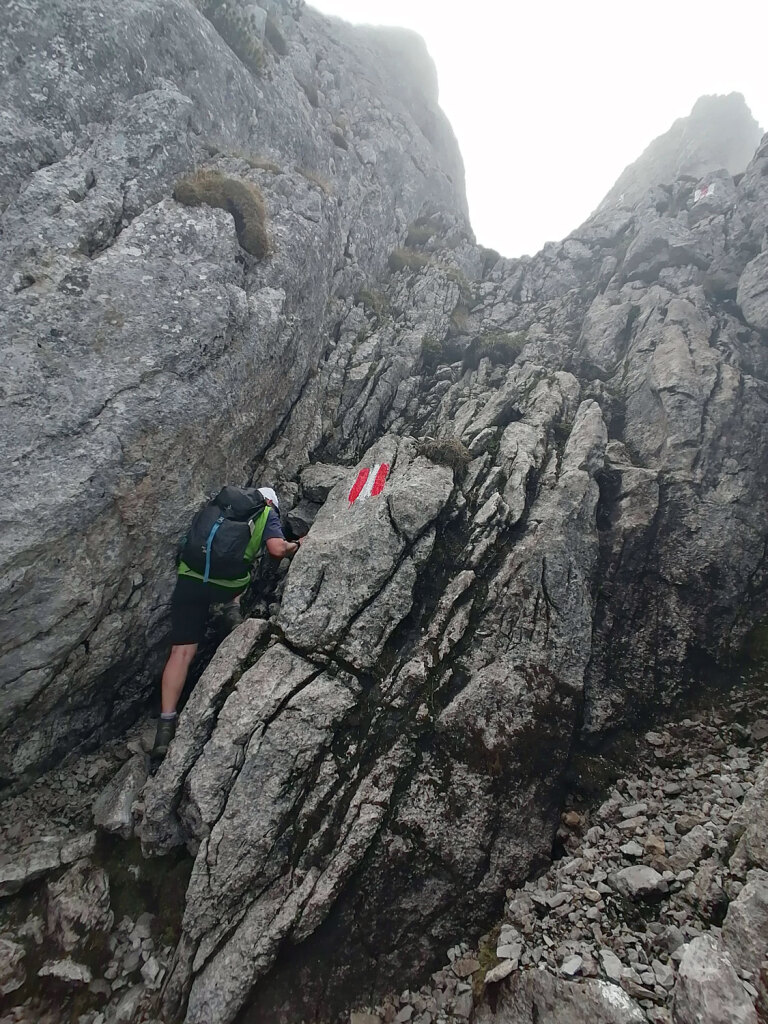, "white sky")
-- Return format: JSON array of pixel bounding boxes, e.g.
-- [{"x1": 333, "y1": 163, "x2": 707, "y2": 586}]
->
[{"x1": 309, "y1": 0, "x2": 768, "y2": 257}]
